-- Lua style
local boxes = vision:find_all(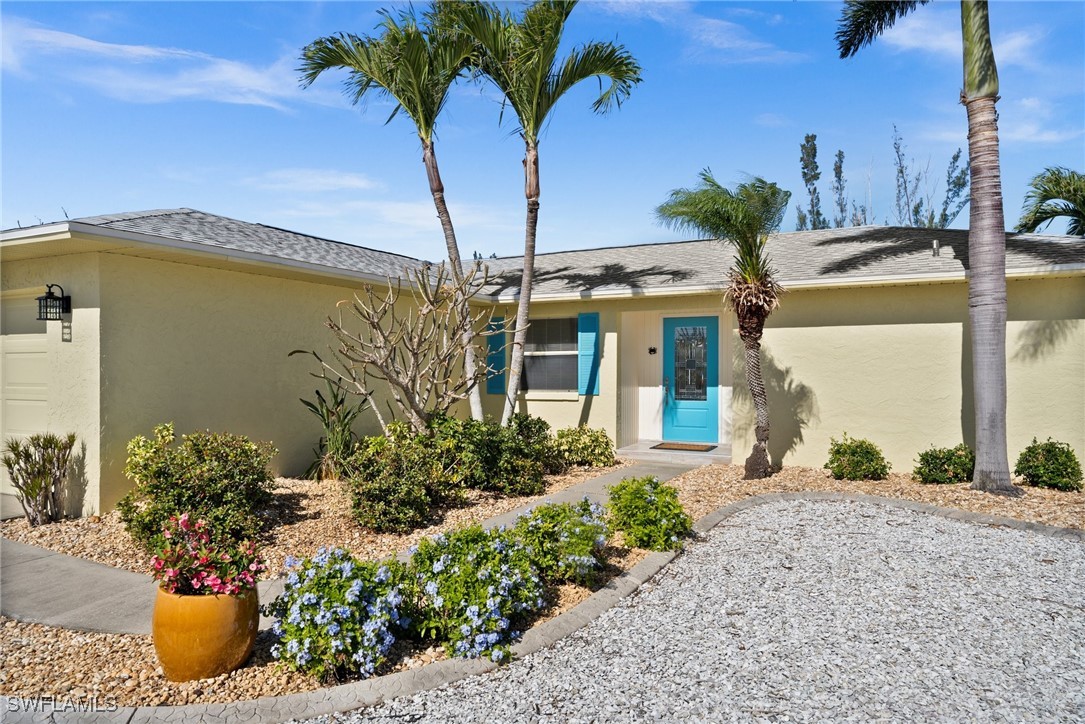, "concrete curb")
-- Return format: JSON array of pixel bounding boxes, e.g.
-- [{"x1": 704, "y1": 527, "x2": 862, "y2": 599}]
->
[{"x1": 3, "y1": 491, "x2": 1081, "y2": 722}]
